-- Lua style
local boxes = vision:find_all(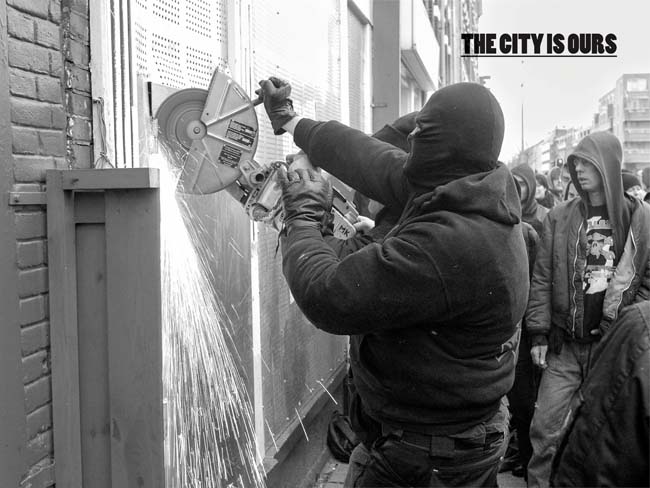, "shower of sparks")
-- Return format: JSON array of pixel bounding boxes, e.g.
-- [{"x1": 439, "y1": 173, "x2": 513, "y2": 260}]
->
[
  {"x1": 261, "y1": 357, "x2": 271, "y2": 373},
  {"x1": 294, "y1": 408, "x2": 309, "y2": 442},
  {"x1": 159, "y1": 154, "x2": 266, "y2": 488},
  {"x1": 316, "y1": 380, "x2": 338, "y2": 405},
  {"x1": 264, "y1": 419, "x2": 279, "y2": 453}
]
